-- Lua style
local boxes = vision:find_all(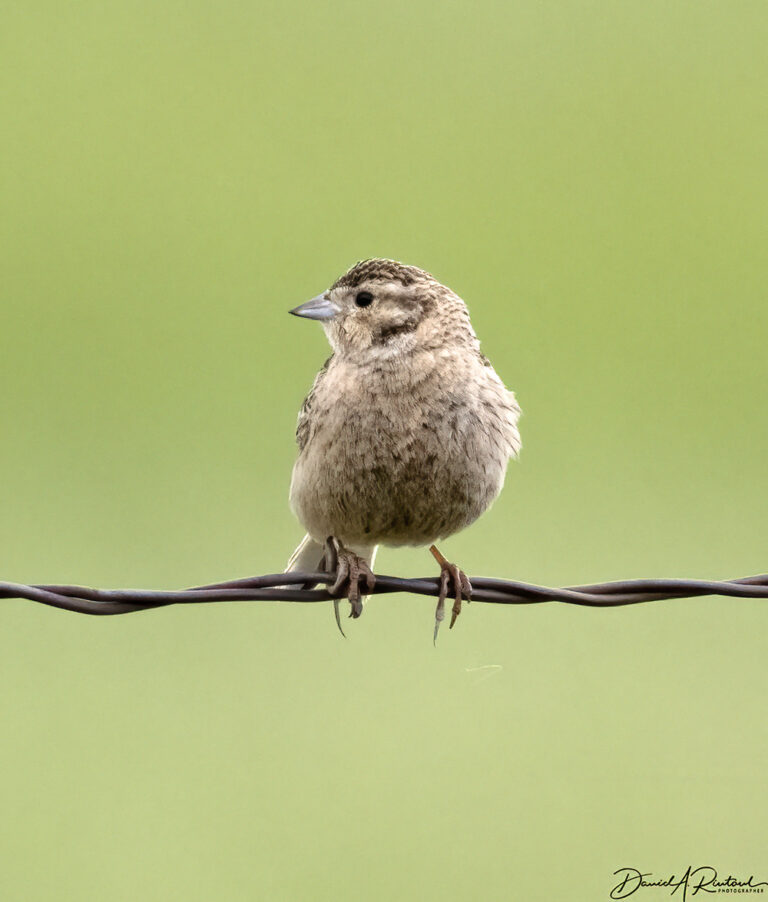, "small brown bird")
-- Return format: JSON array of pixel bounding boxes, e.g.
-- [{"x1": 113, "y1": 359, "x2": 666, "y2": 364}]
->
[{"x1": 286, "y1": 259, "x2": 521, "y2": 638}]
